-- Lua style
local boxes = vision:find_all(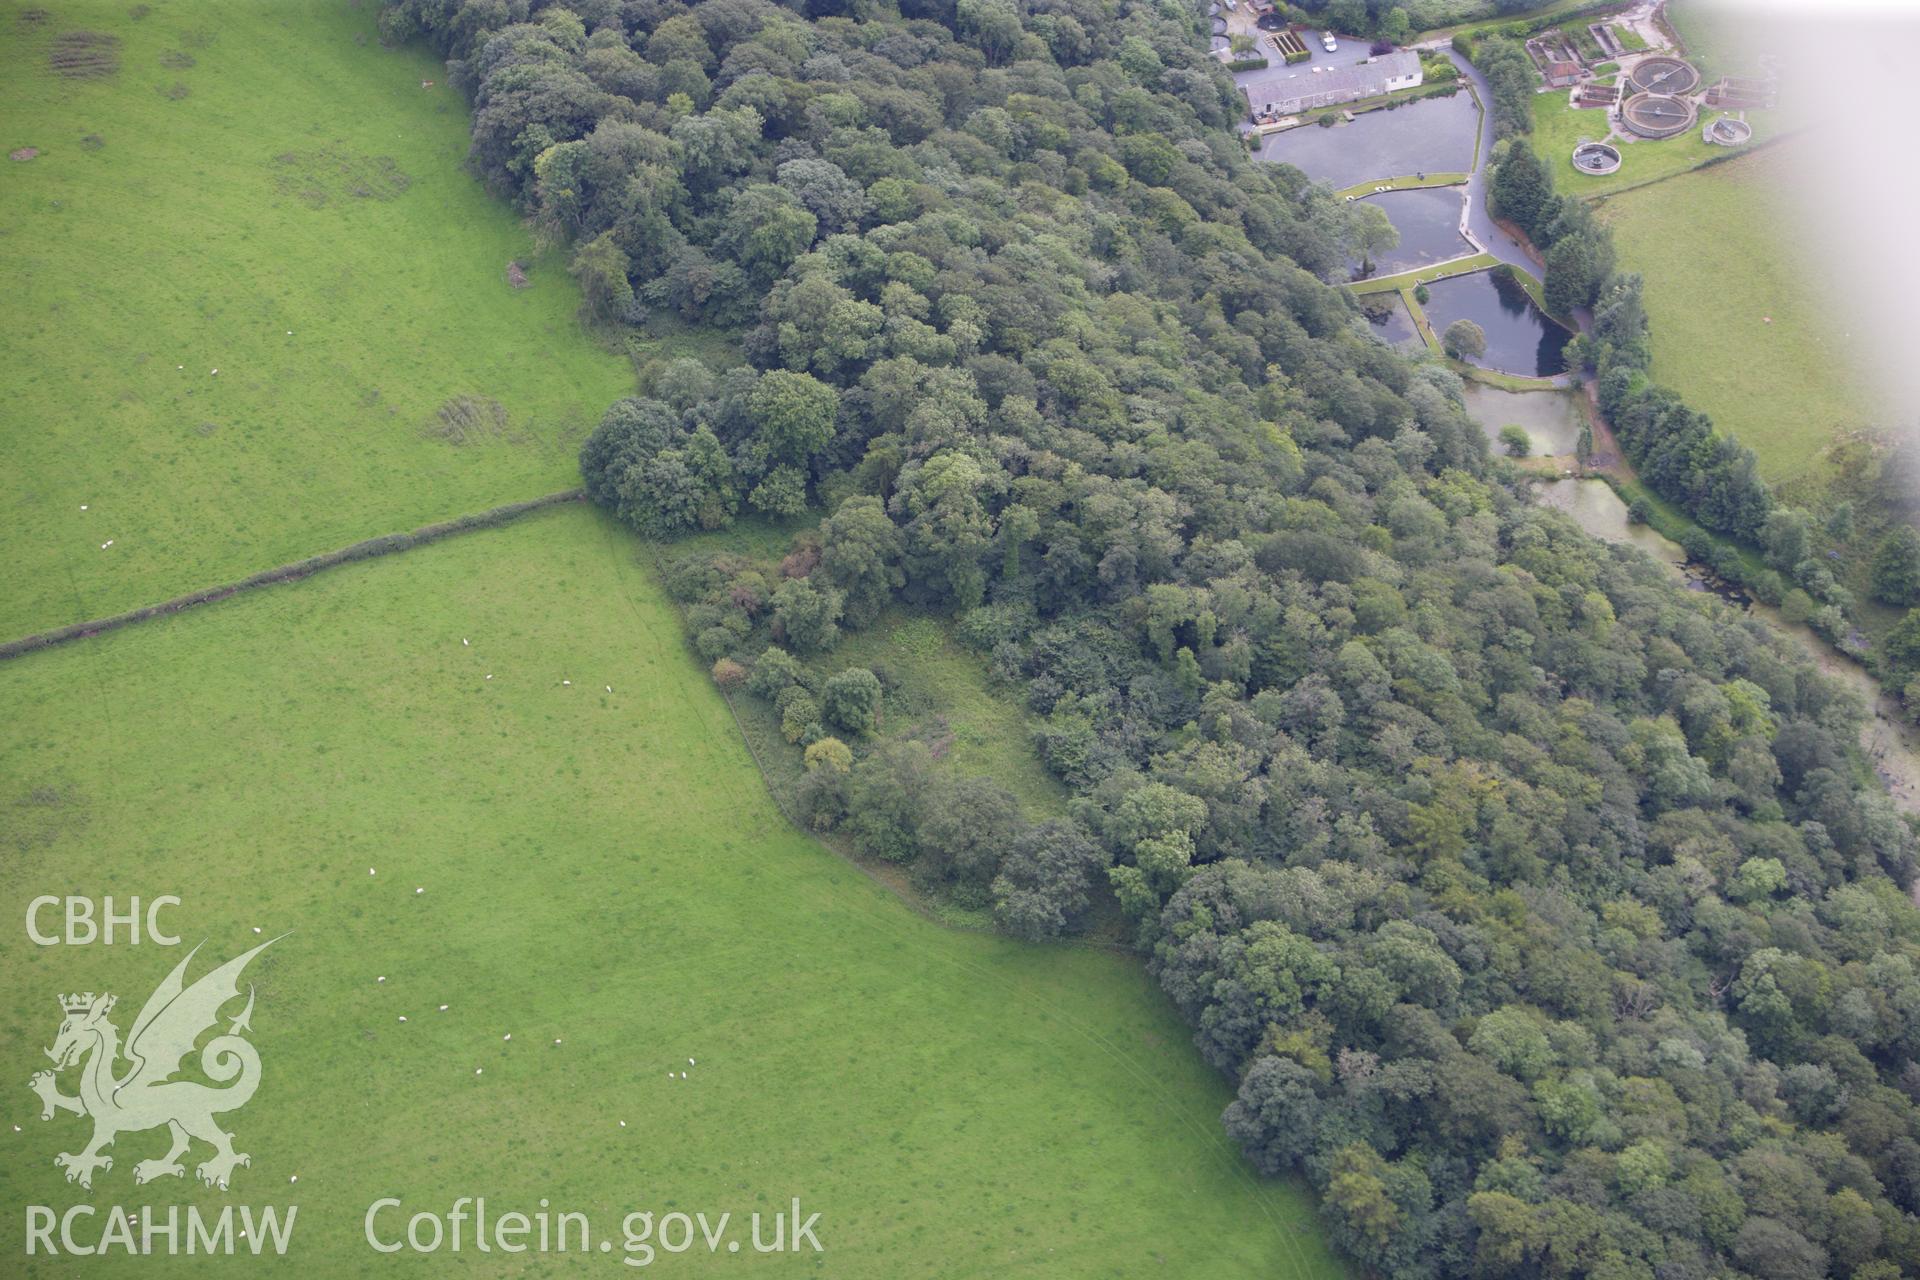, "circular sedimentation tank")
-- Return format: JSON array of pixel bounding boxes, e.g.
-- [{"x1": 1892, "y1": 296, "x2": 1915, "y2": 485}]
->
[
  {"x1": 1627, "y1": 55, "x2": 1700, "y2": 96},
  {"x1": 1571, "y1": 141, "x2": 1622, "y2": 175},
  {"x1": 1622, "y1": 92, "x2": 1696, "y2": 139},
  {"x1": 1705, "y1": 116, "x2": 1752, "y2": 145}
]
